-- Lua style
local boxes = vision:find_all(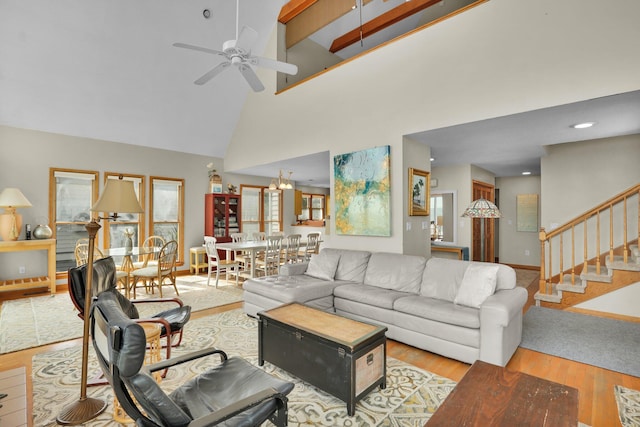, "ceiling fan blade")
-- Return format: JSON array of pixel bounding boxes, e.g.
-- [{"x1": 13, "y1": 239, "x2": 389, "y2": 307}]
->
[
  {"x1": 236, "y1": 25, "x2": 258, "y2": 53},
  {"x1": 173, "y1": 42, "x2": 226, "y2": 57},
  {"x1": 251, "y1": 56, "x2": 298, "y2": 75},
  {"x1": 194, "y1": 62, "x2": 231, "y2": 85},
  {"x1": 237, "y1": 63, "x2": 264, "y2": 92}
]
